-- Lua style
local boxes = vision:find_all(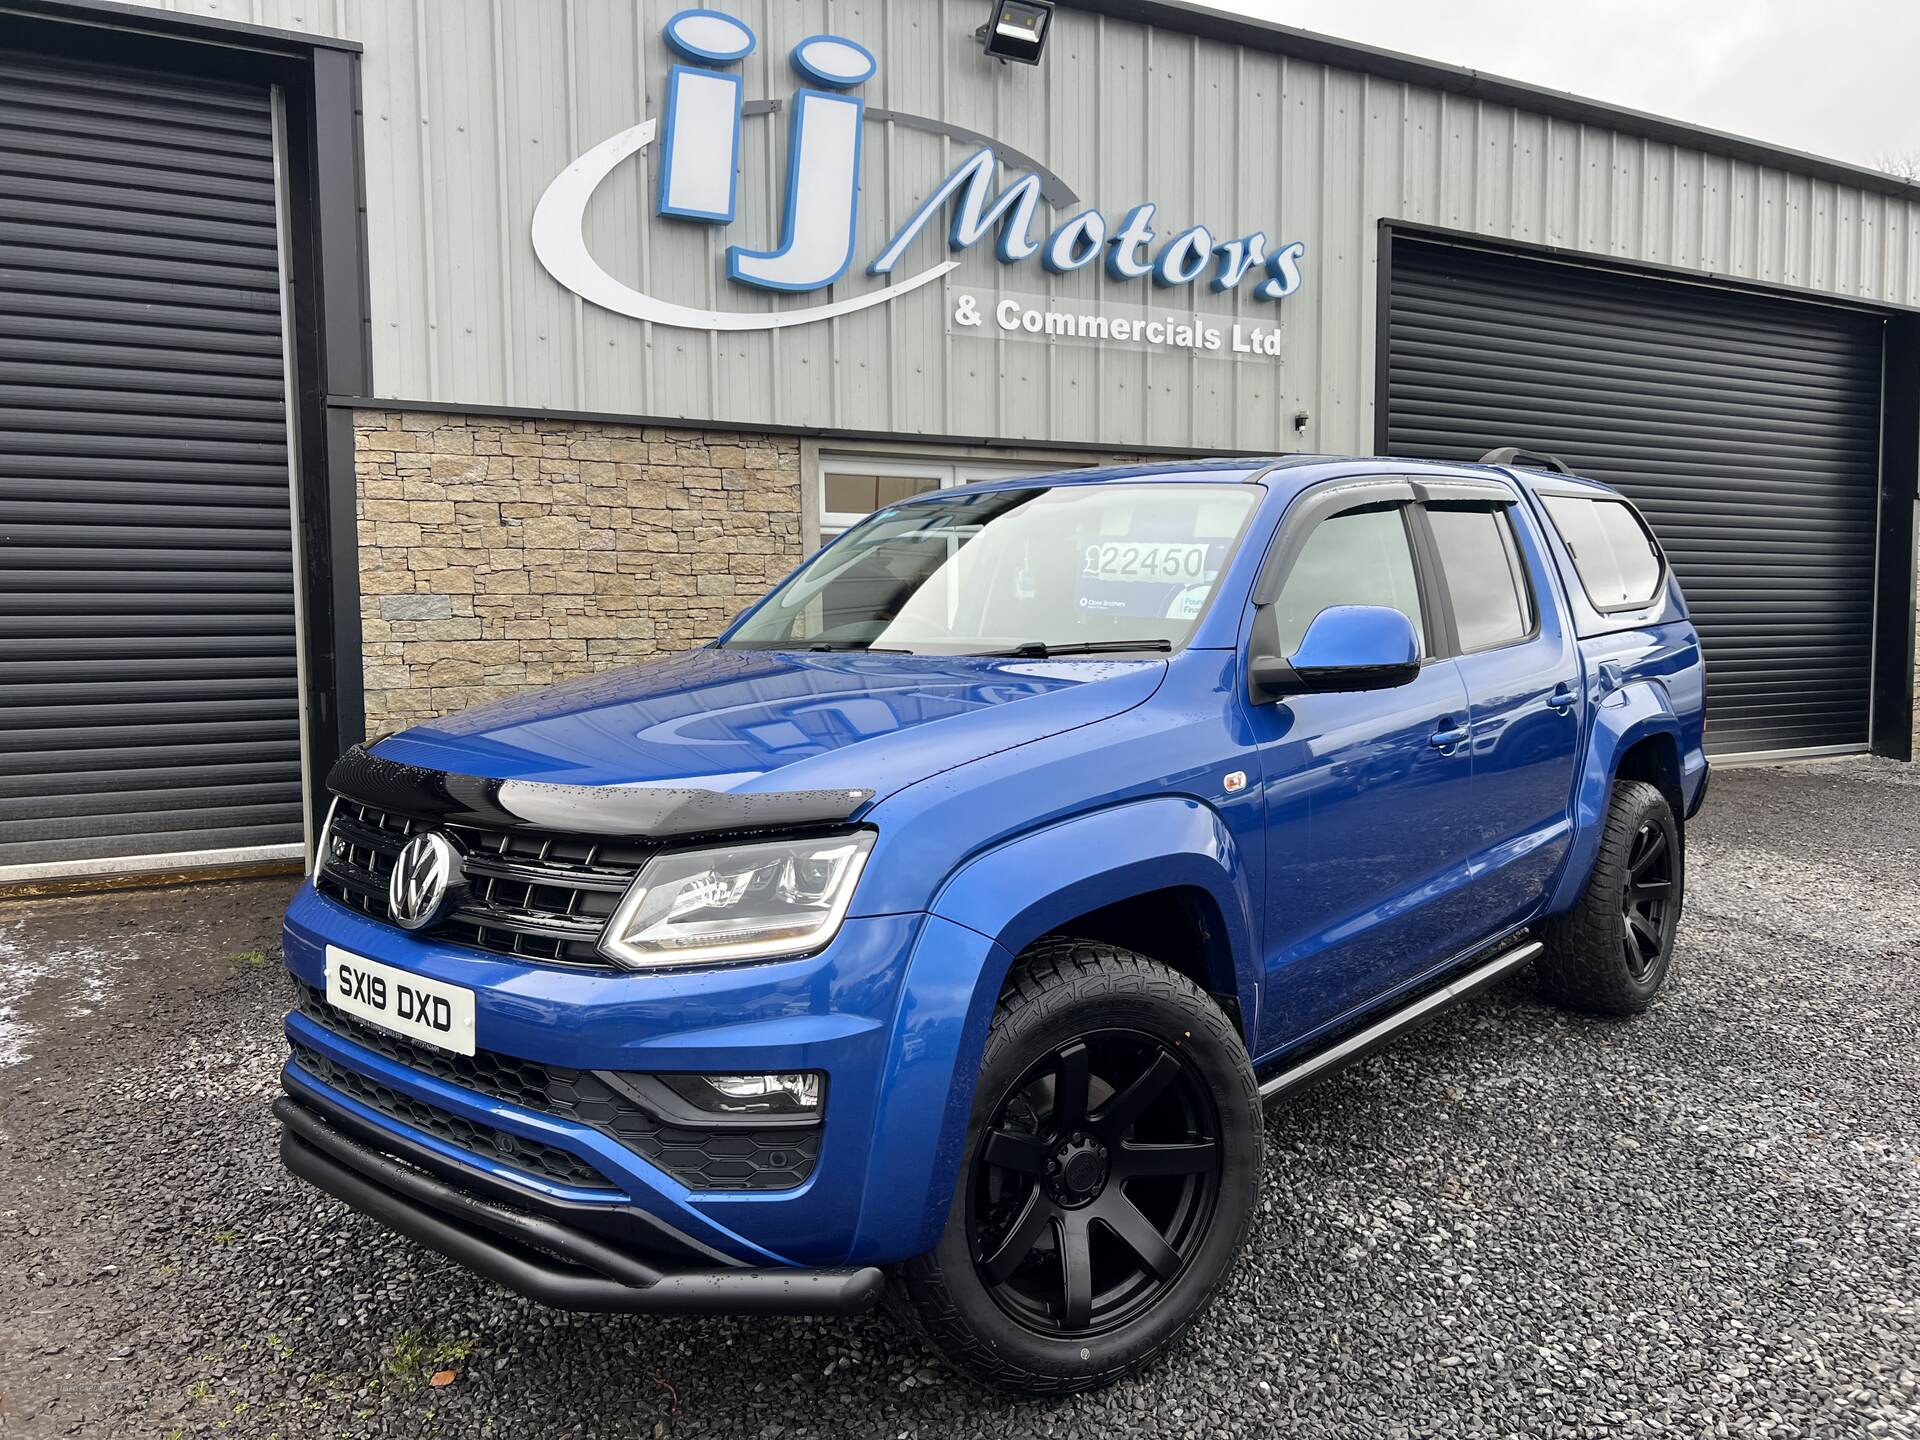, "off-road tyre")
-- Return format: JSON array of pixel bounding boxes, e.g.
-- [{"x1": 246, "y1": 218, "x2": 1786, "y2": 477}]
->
[
  {"x1": 891, "y1": 937, "x2": 1262, "y2": 1395},
  {"x1": 1537, "y1": 779, "x2": 1684, "y2": 1015}
]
